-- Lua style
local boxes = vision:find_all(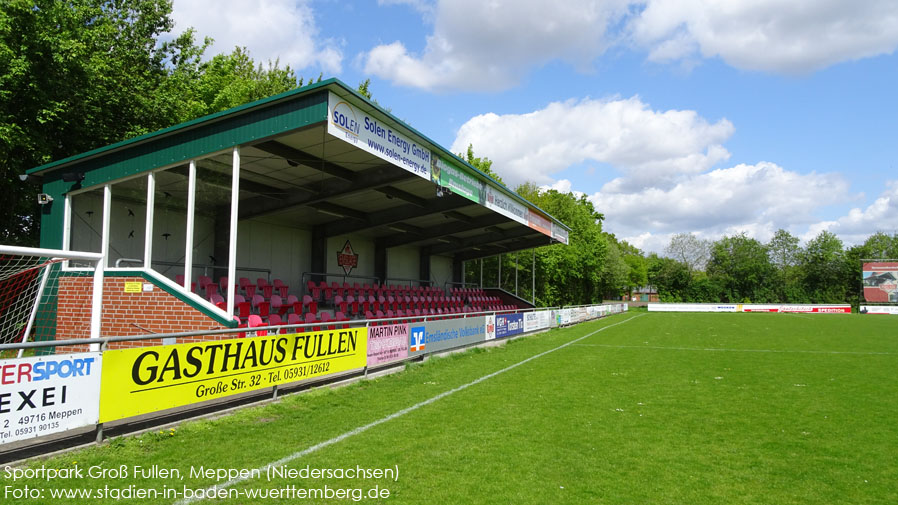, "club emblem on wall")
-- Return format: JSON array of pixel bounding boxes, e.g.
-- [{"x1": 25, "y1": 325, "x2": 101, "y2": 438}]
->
[{"x1": 337, "y1": 240, "x2": 359, "y2": 275}]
